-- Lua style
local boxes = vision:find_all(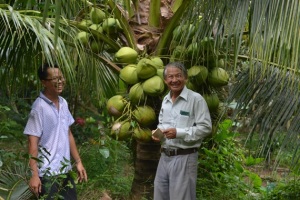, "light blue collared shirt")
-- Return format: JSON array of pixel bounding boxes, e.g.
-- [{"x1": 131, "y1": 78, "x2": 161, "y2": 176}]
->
[
  {"x1": 24, "y1": 92, "x2": 74, "y2": 176},
  {"x1": 158, "y1": 86, "x2": 212, "y2": 149}
]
